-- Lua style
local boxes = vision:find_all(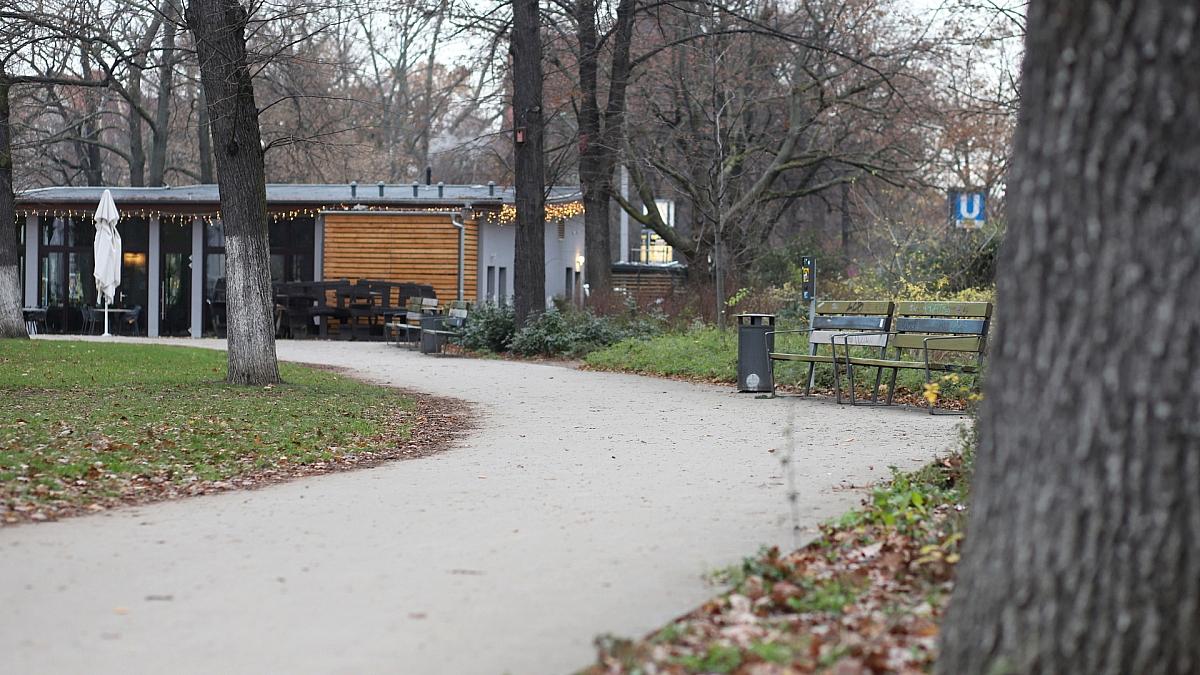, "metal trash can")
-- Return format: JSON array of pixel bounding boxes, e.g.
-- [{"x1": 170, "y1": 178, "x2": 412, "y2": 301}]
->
[
  {"x1": 420, "y1": 314, "x2": 444, "y2": 354},
  {"x1": 736, "y1": 313, "x2": 776, "y2": 392}
]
